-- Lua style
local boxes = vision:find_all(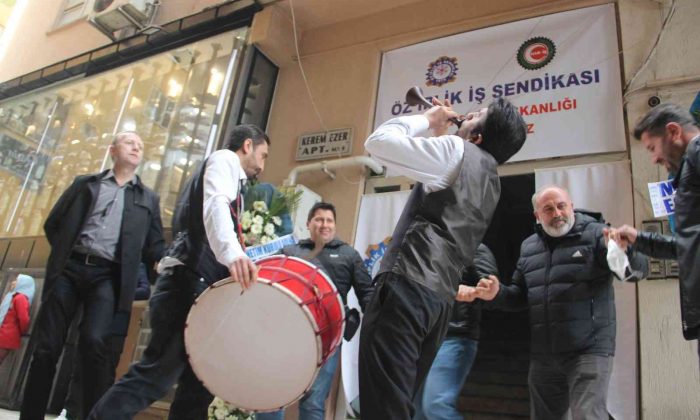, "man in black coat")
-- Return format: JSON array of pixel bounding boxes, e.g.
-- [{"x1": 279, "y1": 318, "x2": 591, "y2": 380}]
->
[
  {"x1": 472, "y1": 185, "x2": 647, "y2": 420},
  {"x1": 20, "y1": 132, "x2": 165, "y2": 420},
  {"x1": 615, "y1": 103, "x2": 700, "y2": 371}
]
